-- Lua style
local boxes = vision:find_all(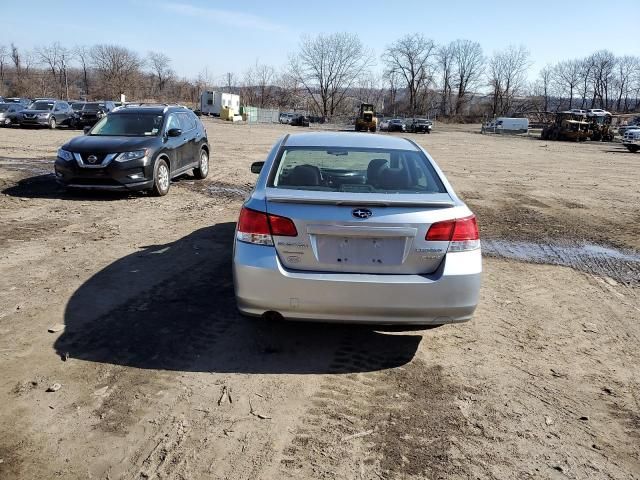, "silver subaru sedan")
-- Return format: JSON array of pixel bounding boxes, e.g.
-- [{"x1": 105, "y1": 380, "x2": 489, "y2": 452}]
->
[{"x1": 232, "y1": 132, "x2": 481, "y2": 325}]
